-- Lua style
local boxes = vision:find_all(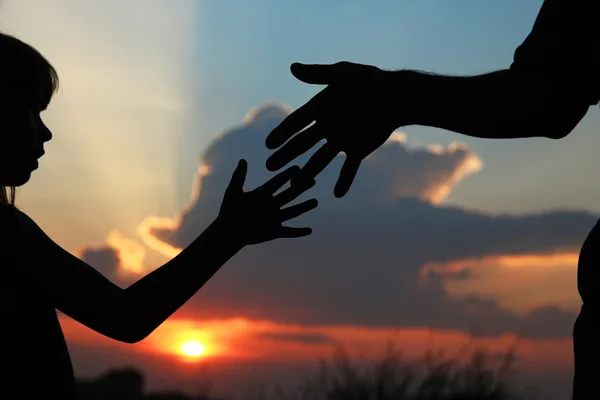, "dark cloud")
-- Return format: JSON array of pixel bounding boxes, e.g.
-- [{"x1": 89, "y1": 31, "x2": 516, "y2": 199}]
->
[
  {"x1": 80, "y1": 246, "x2": 120, "y2": 279},
  {"x1": 142, "y1": 103, "x2": 595, "y2": 338},
  {"x1": 79, "y1": 237, "x2": 143, "y2": 287},
  {"x1": 256, "y1": 332, "x2": 335, "y2": 344}
]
